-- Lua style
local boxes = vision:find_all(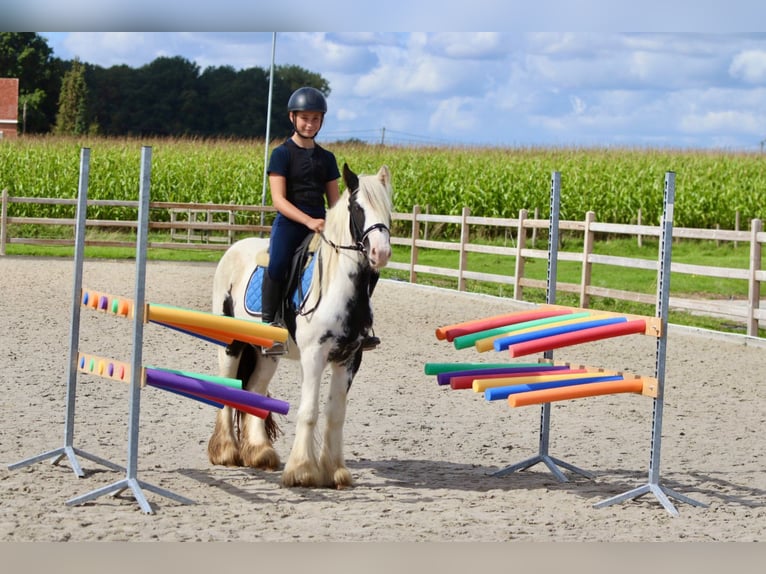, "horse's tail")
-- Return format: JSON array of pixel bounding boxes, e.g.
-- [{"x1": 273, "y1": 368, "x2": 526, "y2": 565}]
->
[{"x1": 223, "y1": 290, "x2": 281, "y2": 443}]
